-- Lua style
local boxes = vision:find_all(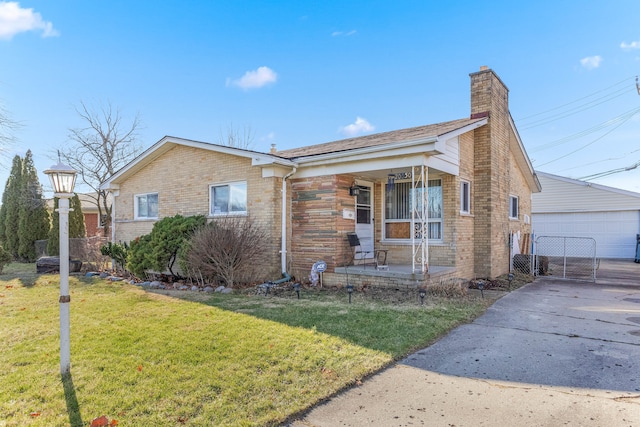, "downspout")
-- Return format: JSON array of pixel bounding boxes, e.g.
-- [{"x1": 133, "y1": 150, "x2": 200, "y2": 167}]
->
[
  {"x1": 110, "y1": 190, "x2": 119, "y2": 271},
  {"x1": 281, "y1": 167, "x2": 297, "y2": 274}
]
